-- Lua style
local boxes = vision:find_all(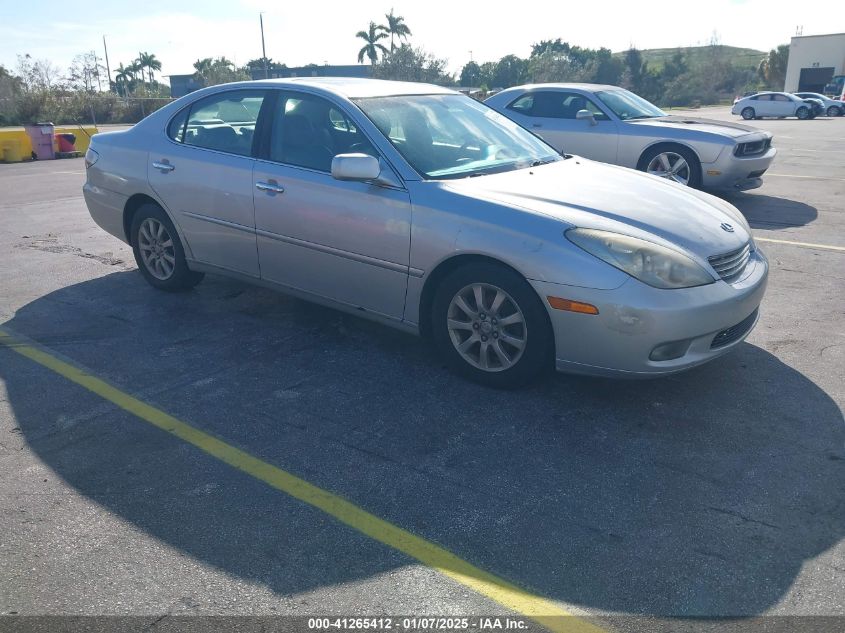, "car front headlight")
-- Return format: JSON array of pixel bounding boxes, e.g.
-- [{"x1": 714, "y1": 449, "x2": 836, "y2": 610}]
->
[{"x1": 566, "y1": 228, "x2": 714, "y2": 289}]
